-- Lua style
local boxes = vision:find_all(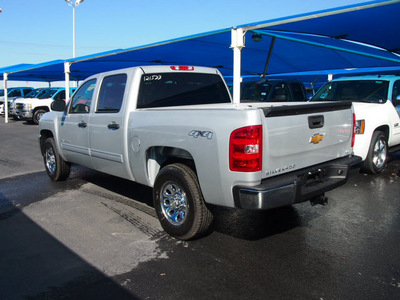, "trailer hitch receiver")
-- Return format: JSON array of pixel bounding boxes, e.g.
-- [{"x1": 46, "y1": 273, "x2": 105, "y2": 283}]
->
[{"x1": 310, "y1": 194, "x2": 328, "y2": 206}]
